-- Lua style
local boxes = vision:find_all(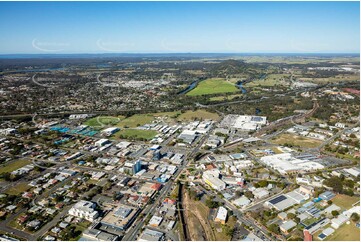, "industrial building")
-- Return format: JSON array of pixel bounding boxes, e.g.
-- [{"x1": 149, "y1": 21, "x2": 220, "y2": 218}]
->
[
  {"x1": 260, "y1": 153, "x2": 325, "y2": 175},
  {"x1": 101, "y1": 127, "x2": 120, "y2": 136},
  {"x1": 220, "y1": 115, "x2": 267, "y2": 130}
]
